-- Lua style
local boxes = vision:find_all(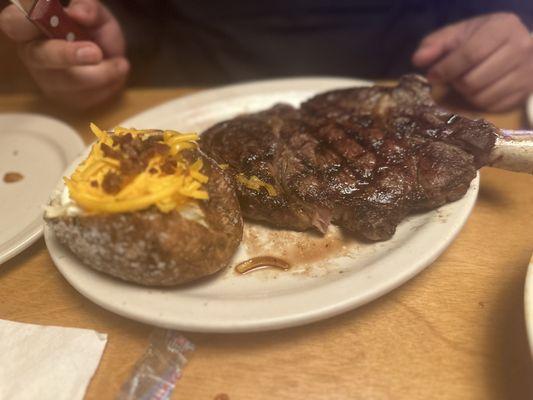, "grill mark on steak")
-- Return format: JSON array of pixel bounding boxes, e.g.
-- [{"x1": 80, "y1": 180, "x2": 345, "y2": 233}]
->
[
  {"x1": 201, "y1": 104, "x2": 333, "y2": 233},
  {"x1": 303, "y1": 75, "x2": 498, "y2": 168},
  {"x1": 201, "y1": 75, "x2": 496, "y2": 241}
]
